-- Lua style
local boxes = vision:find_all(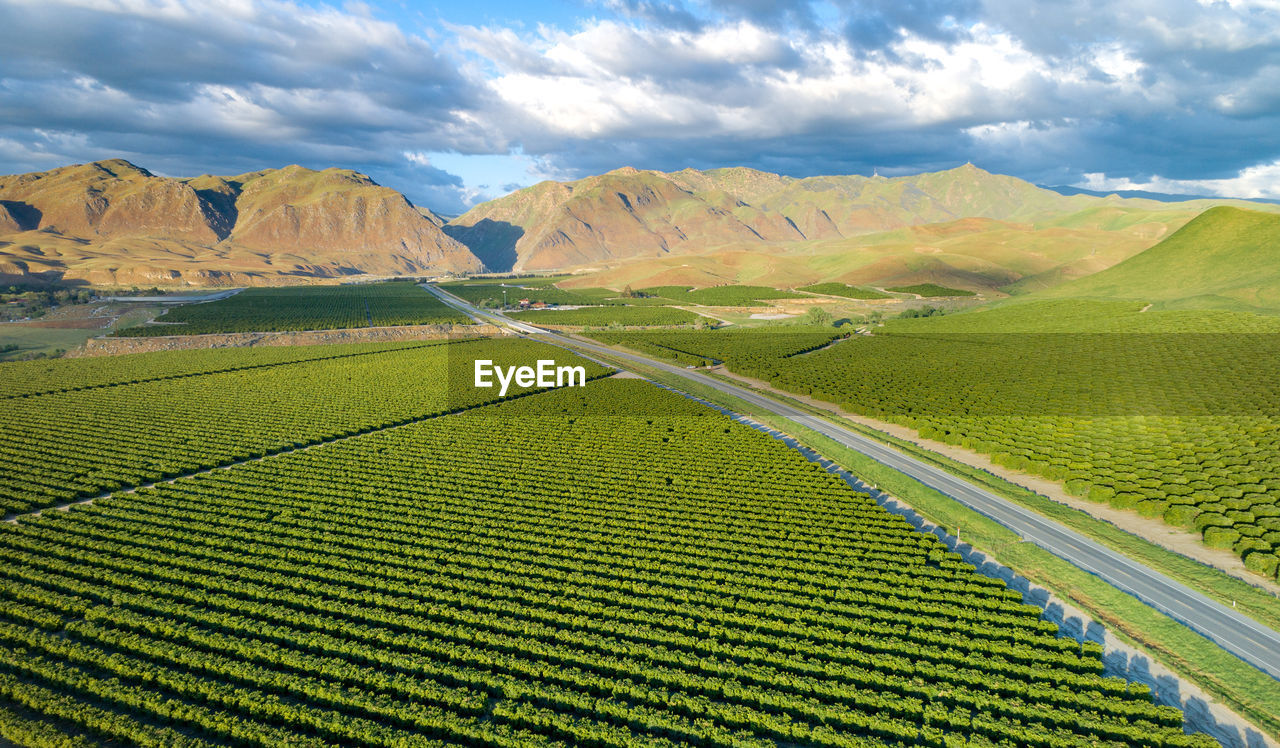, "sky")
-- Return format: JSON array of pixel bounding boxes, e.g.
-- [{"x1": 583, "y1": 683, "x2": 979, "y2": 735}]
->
[{"x1": 0, "y1": 0, "x2": 1278, "y2": 214}]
